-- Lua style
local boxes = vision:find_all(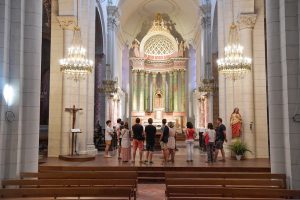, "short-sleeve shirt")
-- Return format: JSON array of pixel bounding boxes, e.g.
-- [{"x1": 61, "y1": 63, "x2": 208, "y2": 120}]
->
[
  {"x1": 216, "y1": 124, "x2": 226, "y2": 141},
  {"x1": 161, "y1": 125, "x2": 169, "y2": 143},
  {"x1": 132, "y1": 124, "x2": 144, "y2": 141},
  {"x1": 186, "y1": 128, "x2": 195, "y2": 140},
  {"x1": 145, "y1": 124, "x2": 156, "y2": 144},
  {"x1": 105, "y1": 126, "x2": 114, "y2": 141},
  {"x1": 116, "y1": 123, "x2": 121, "y2": 138}
]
